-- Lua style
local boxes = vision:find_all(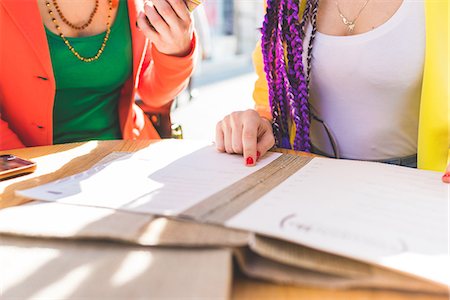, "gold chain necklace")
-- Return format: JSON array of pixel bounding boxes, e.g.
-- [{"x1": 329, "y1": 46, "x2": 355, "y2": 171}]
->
[
  {"x1": 335, "y1": 0, "x2": 371, "y2": 34},
  {"x1": 52, "y1": 0, "x2": 99, "y2": 30},
  {"x1": 46, "y1": 0, "x2": 112, "y2": 63}
]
